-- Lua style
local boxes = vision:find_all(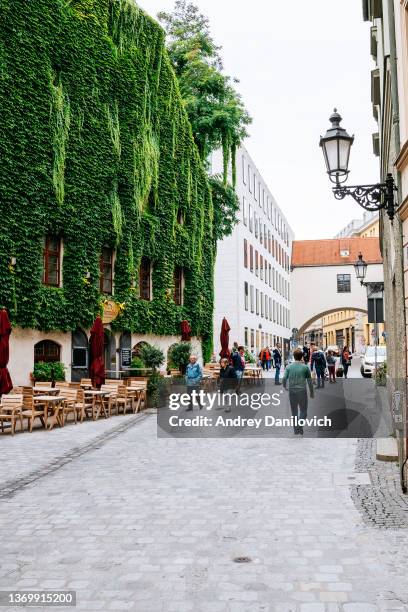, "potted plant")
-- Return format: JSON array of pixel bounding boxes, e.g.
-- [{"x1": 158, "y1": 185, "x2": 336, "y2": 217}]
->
[
  {"x1": 32, "y1": 361, "x2": 66, "y2": 386},
  {"x1": 168, "y1": 342, "x2": 191, "y2": 374},
  {"x1": 139, "y1": 344, "x2": 166, "y2": 408}
]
